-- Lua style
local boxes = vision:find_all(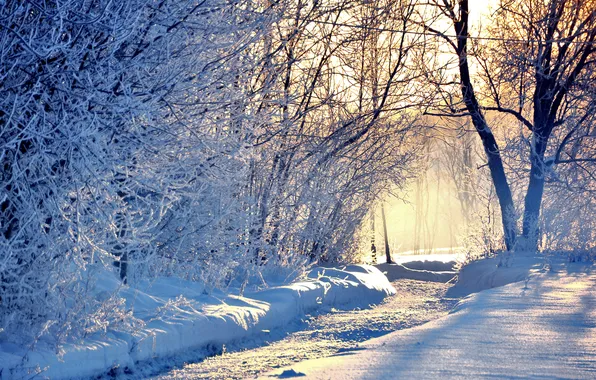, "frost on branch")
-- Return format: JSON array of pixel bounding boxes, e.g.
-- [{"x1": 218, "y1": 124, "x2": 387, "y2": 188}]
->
[{"x1": 0, "y1": 0, "x2": 420, "y2": 348}]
